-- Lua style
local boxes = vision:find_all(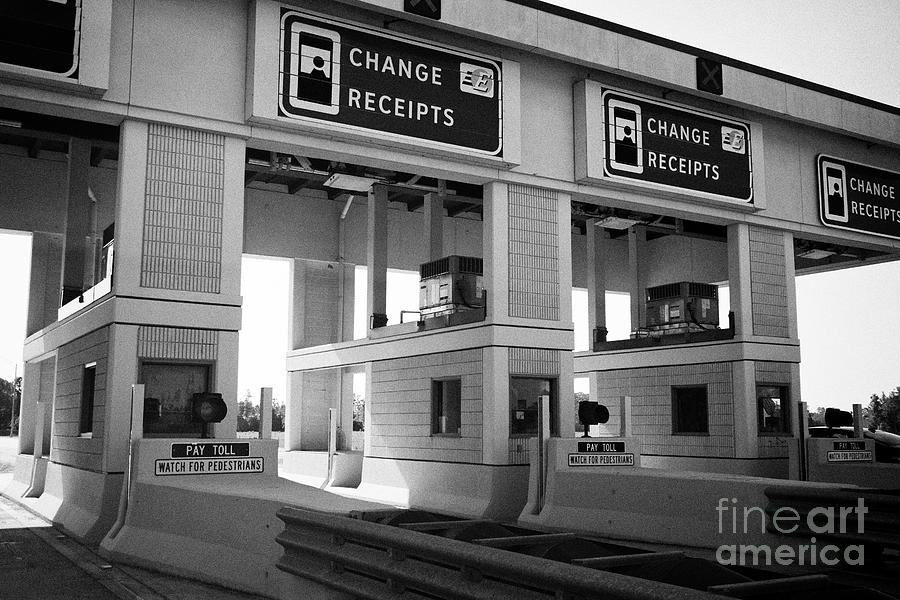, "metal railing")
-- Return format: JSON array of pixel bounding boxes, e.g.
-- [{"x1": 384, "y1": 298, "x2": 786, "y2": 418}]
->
[{"x1": 276, "y1": 506, "x2": 728, "y2": 600}]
